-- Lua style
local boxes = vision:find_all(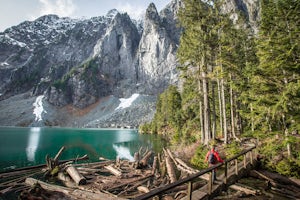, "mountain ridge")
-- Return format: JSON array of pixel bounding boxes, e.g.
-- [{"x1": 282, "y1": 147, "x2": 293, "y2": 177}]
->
[{"x1": 0, "y1": 0, "x2": 259, "y2": 128}]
